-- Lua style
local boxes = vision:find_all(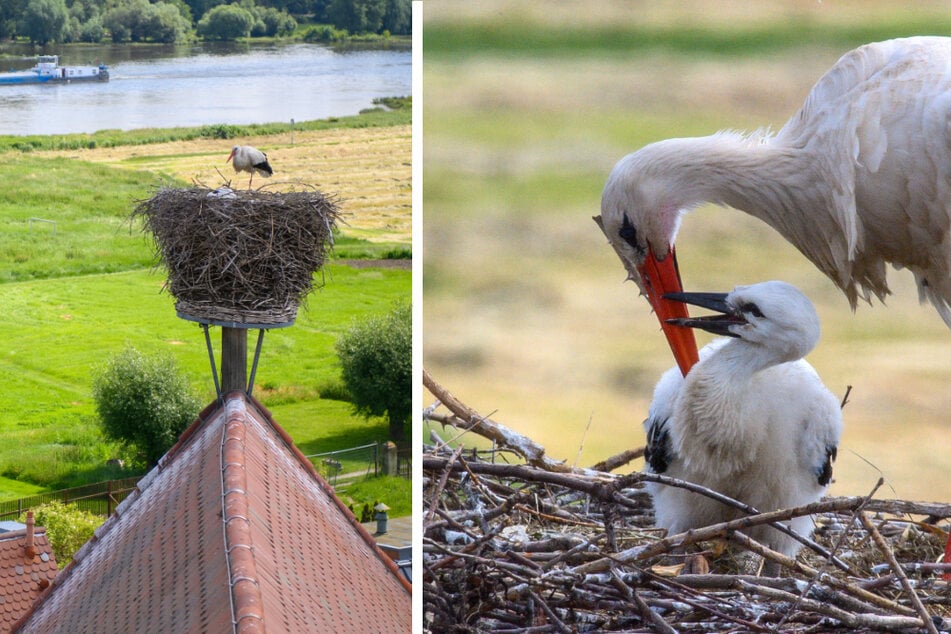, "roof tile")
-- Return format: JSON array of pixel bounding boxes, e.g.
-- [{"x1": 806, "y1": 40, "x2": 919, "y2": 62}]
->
[
  {"x1": 0, "y1": 522, "x2": 57, "y2": 633},
  {"x1": 14, "y1": 392, "x2": 410, "y2": 633}
]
